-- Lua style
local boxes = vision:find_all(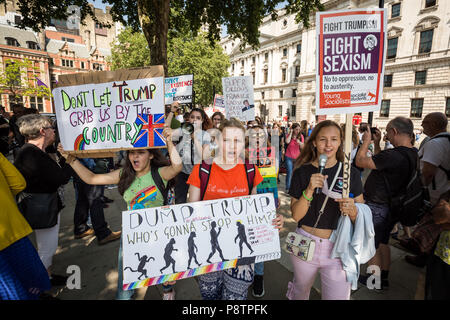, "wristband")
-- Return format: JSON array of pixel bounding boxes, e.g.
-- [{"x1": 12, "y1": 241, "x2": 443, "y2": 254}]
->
[{"x1": 302, "y1": 190, "x2": 313, "y2": 202}]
